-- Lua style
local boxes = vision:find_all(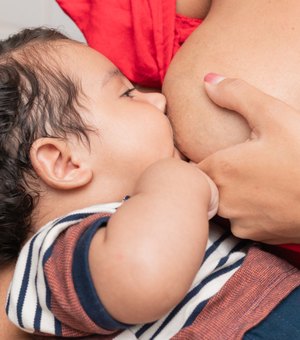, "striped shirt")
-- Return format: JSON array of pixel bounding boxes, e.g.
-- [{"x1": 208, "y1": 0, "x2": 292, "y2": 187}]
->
[{"x1": 6, "y1": 202, "x2": 249, "y2": 338}]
